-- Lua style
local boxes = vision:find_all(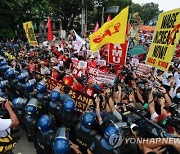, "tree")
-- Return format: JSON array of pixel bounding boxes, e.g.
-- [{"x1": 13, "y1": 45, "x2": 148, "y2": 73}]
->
[
  {"x1": 50, "y1": 0, "x2": 94, "y2": 30},
  {"x1": 0, "y1": 0, "x2": 52, "y2": 38},
  {"x1": 141, "y1": 2, "x2": 160, "y2": 24}
]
